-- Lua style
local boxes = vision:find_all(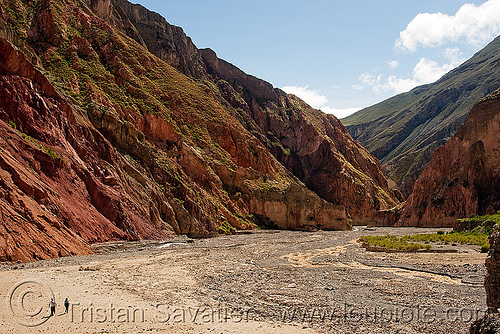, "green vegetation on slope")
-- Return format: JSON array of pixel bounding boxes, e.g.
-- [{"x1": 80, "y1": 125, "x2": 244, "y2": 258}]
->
[
  {"x1": 457, "y1": 213, "x2": 500, "y2": 227},
  {"x1": 0, "y1": 0, "x2": 278, "y2": 234},
  {"x1": 342, "y1": 35, "x2": 500, "y2": 193}
]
